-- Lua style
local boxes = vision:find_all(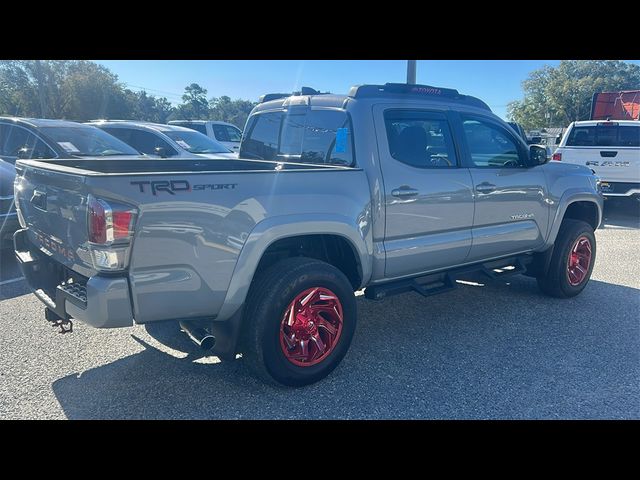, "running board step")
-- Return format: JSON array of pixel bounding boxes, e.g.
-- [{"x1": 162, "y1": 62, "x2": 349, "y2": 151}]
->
[
  {"x1": 363, "y1": 255, "x2": 533, "y2": 301},
  {"x1": 364, "y1": 273, "x2": 456, "y2": 300},
  {"x1": 481, "y1": 258, "x2": 527, "y2": 279}
]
